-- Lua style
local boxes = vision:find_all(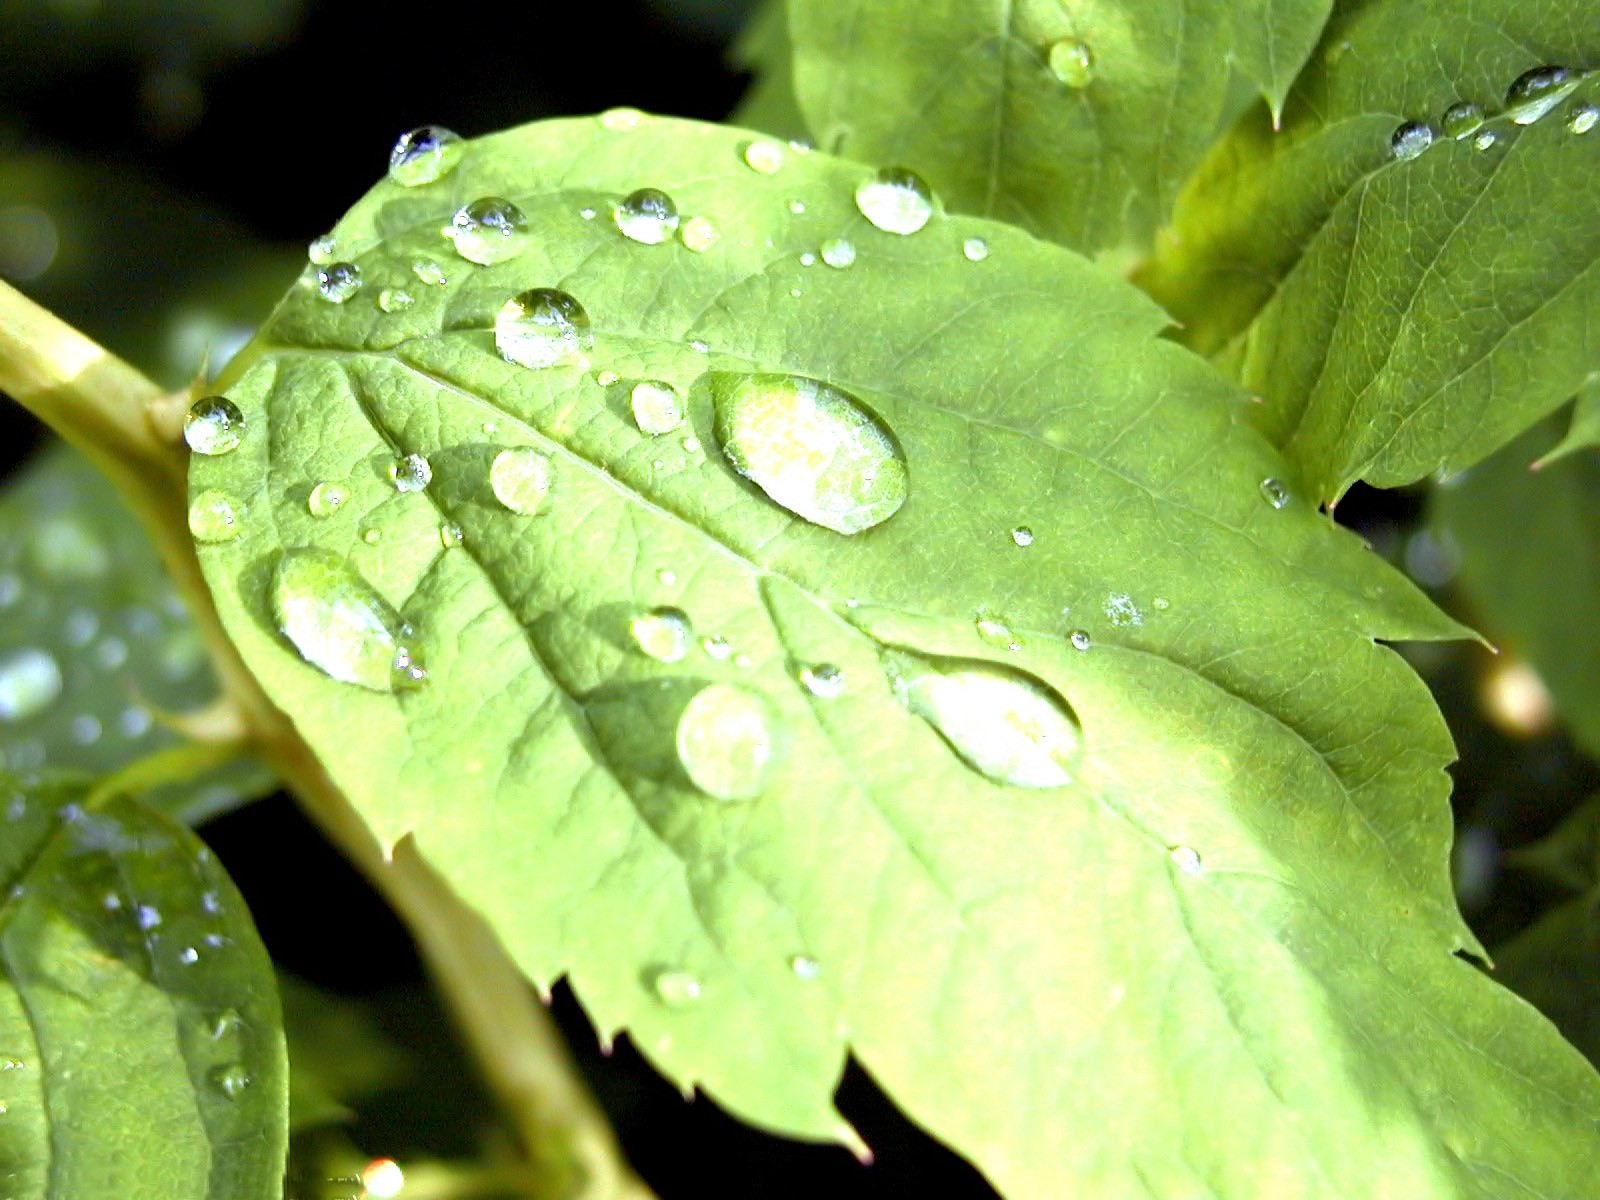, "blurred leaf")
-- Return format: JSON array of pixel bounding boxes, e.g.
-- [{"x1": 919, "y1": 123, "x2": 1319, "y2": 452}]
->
[
  {"x1": 1537, "y1": 382, "x2": 1600, "y2": 468},
  {"x1": 0, "y1": 442, "x2": 273, "y2": 824},
  {"x1": 0, "y1": 771, "x2": 287, "y2": 1198},
  {"x1": 1508, "y1": 796, "x2": 1600, "y2": 895},
  {"x1": 280, "y1": 976, "x2": 410, "y2": 1132},
  {"x1": 728, "y1": 0, "x2": 808, "y2": 143},
  {"x1": 1496, "y1": 854, "x2": 1600, "y2": 1066}
]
